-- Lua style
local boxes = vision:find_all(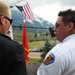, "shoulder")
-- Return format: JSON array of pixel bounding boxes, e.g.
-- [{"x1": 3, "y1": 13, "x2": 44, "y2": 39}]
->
[
  {"x1": 0, "y1": 34, "x2": 24, "y2": 52},
  {"x1": 0, "y1": 34, "x2": 21, "y2": 45},
  {"x1": 44, "y1": 42, "x2": 70, "y2": 64}
]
